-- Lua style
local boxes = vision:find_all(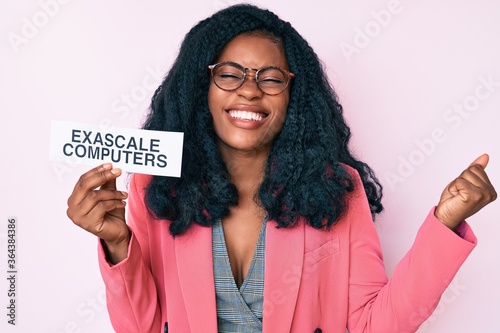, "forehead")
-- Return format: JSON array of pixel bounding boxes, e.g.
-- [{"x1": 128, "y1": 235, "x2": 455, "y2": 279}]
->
[{"x1": 216, "y1": 34, "x2": 288, "y2": 69}]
